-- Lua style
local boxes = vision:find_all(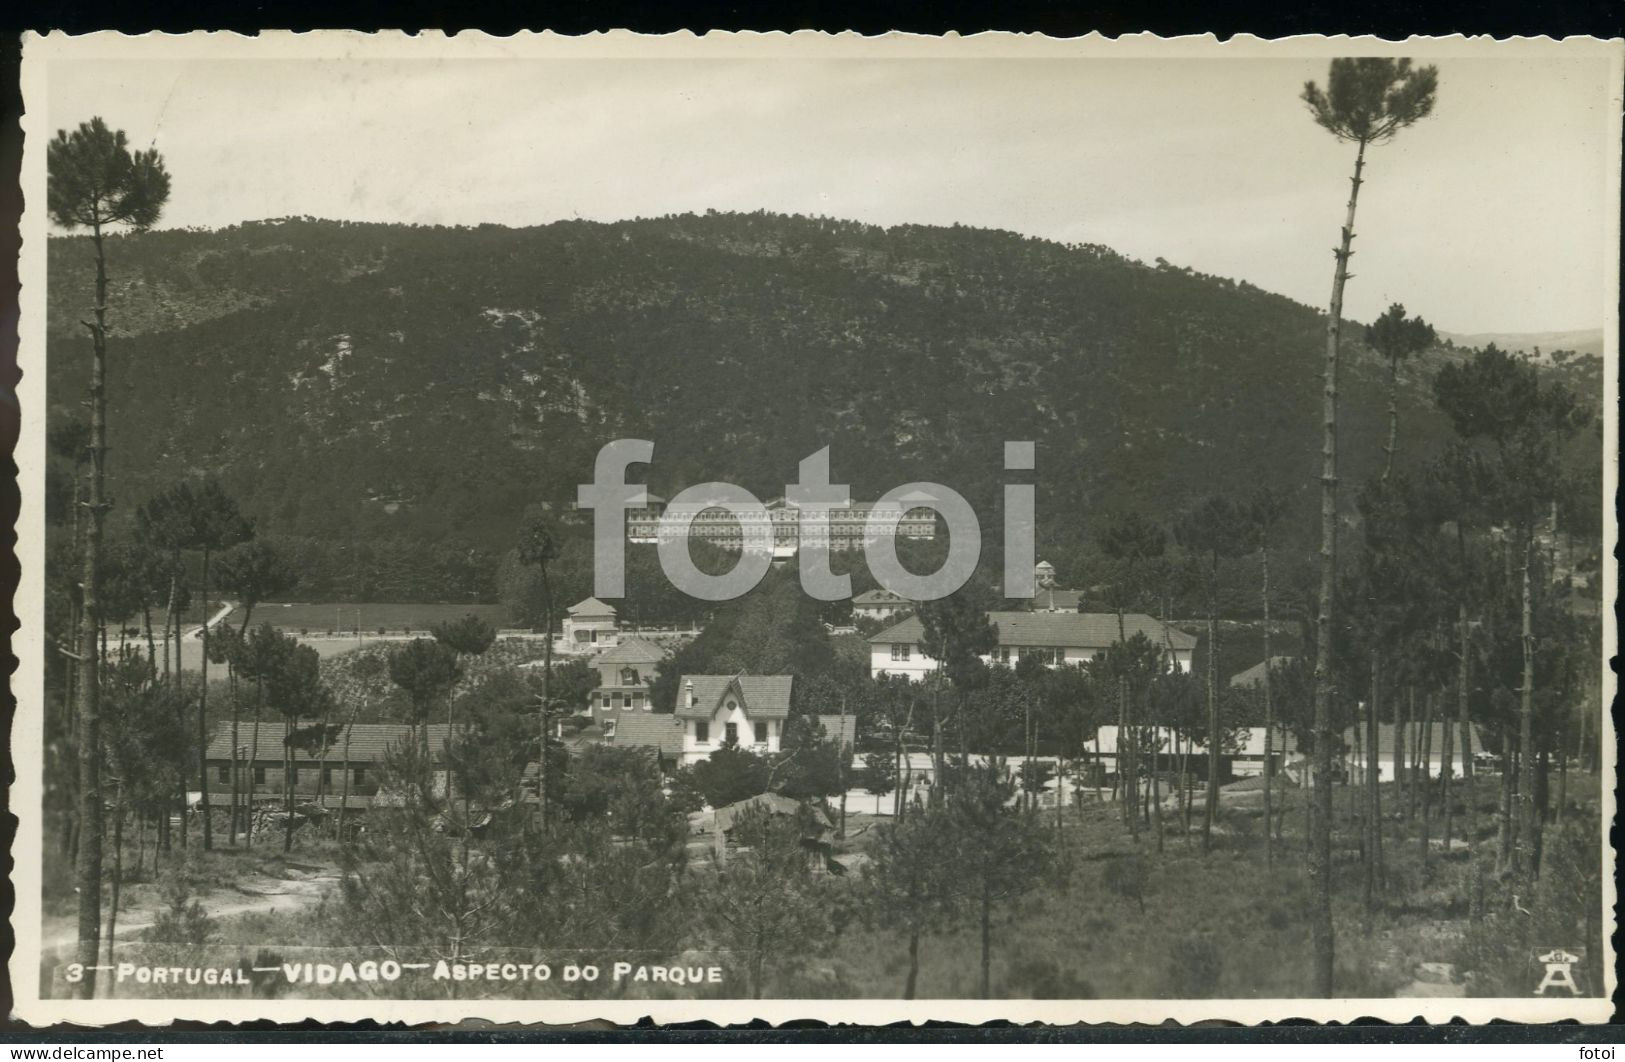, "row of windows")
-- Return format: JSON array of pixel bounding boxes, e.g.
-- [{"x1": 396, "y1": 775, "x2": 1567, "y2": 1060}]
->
[
  {"x1": 890, "y1": 644, "x2": 1067, "y2": 665},
  {"x1": 594, "y1": 690, "x2": 647, "y2": 709},
  {"x1": 693, "y1": 721, "x2": 769, "y2": 745},
  {"x1": 217, "y1": 764, "x2": 367, "y2": 786}
]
